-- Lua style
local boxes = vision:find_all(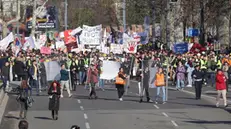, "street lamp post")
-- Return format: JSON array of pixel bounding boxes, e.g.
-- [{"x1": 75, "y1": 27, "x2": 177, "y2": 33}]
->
[
  {"x1": 64, "y1": 0, "x2": 68, "y2": 30},
  {"x1": 123, "y1": 0, "x2": 126, "y2": 32}
]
